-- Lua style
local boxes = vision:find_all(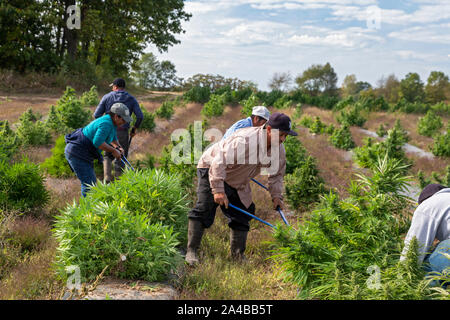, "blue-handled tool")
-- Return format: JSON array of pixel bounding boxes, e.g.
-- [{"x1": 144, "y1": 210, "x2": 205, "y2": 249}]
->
[
  {"x1": 251, "y1": 178, "x2": 289, "y2": 226},
  {"x1": 108, "y1": 144, "x2": 135, "y2": 172},
  {"x1": 228, "y1": 203, "x2": 274, "y2": 228},
  {"x1": 120, "y1": 154, "x2": 135, "y2": 172}
]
